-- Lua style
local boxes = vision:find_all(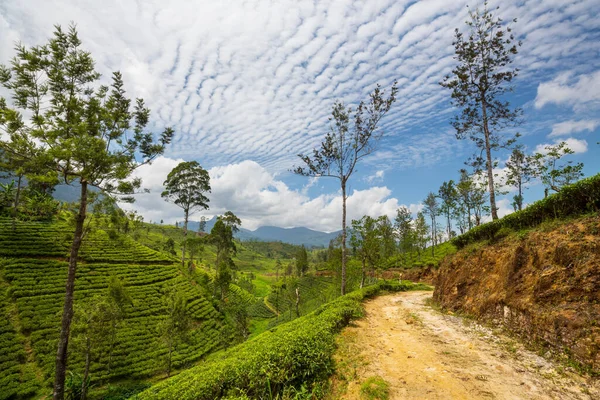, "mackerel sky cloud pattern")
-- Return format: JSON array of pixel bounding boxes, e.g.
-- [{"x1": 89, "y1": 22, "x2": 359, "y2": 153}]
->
[{"x1": 1, "y1": 0, "x2": 599, "y2": 230}]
